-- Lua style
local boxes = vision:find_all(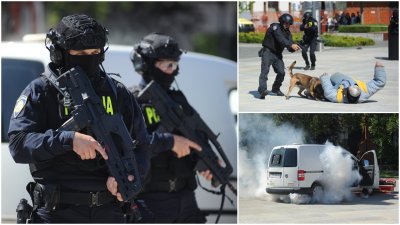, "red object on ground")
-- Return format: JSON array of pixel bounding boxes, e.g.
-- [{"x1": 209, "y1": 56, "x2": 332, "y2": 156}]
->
[{"x1": 379, "y1": 178, "x2": 396, "y2": 192}]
